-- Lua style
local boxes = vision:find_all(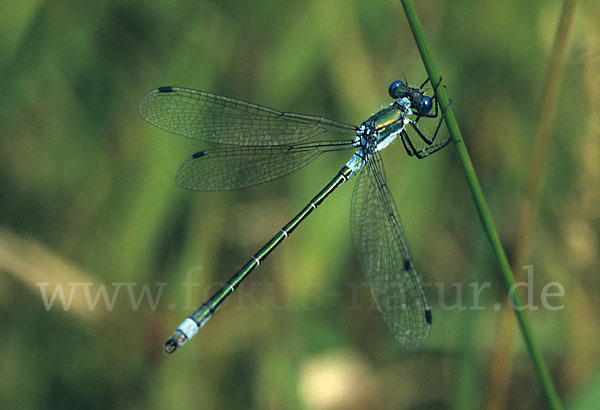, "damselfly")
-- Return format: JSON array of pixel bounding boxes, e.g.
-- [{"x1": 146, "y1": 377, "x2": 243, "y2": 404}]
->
[{"x1": 138, "y1": 79, "x2": 449, "y2": 354}]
